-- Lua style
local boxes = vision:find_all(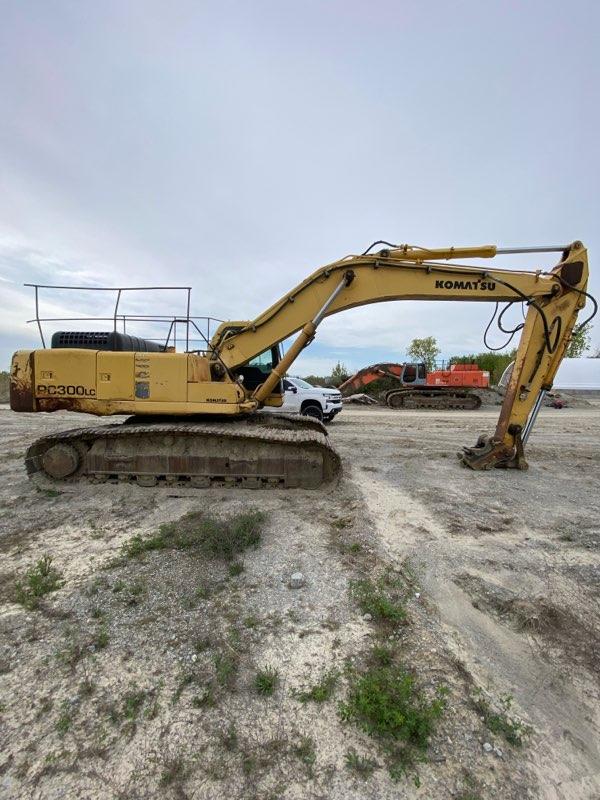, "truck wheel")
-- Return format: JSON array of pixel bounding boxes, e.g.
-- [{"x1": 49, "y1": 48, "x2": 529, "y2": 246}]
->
[{"x1": 301, "y1": 403, "x2": 324, "y2": 422}]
